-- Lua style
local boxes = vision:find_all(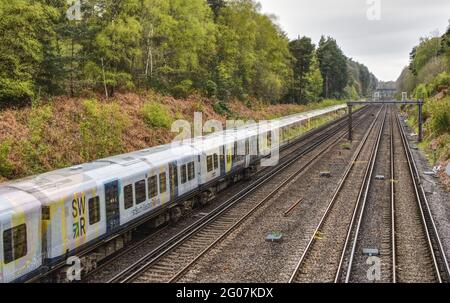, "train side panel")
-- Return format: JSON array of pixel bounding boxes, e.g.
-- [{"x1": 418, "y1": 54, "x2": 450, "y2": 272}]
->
[
  {"x1": 45, "y1": 184, "x2": 107, "y2": 261},
  {"x1": 0, "y1": 190, "x2": 41, "y2": 283},
  {"x1": 199, "y1": 147, "x2": 222, "y2": 185}
]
